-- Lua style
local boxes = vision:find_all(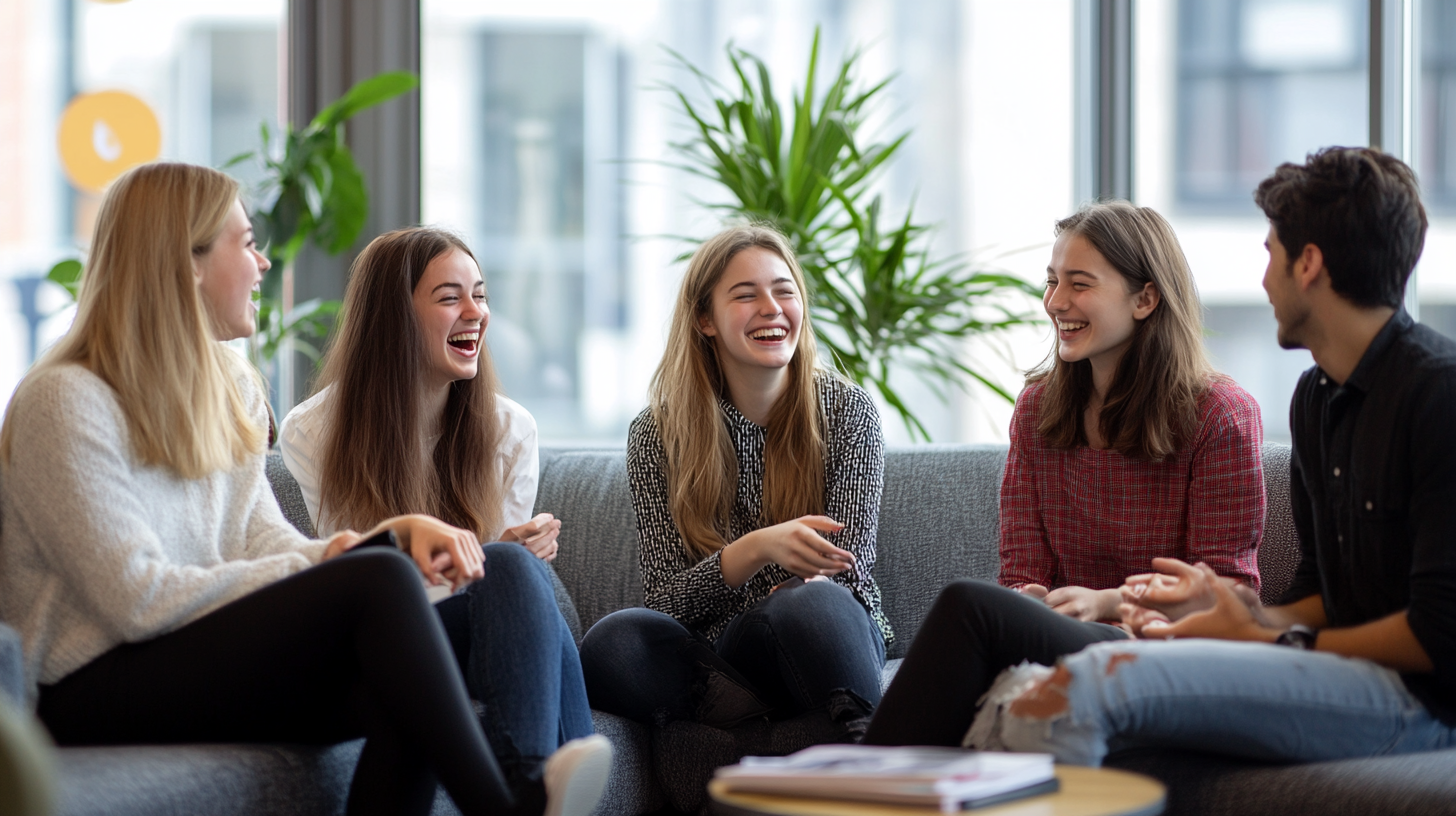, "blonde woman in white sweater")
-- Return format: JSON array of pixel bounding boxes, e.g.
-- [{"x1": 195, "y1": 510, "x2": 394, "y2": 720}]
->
[{"x1": 0, "y1": 163, "x2": 607, "y2": 816}]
